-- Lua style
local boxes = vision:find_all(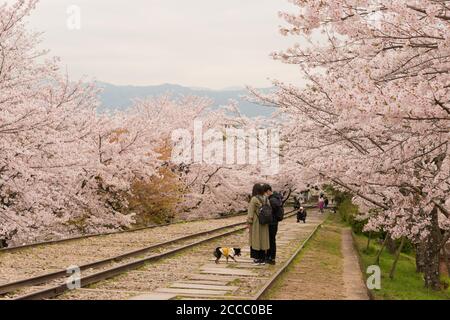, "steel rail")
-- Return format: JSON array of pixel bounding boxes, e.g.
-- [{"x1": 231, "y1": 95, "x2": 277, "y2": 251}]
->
[
  {"x1": 252, "y1": 219, "x2": 324, "y2": 300},
  {"x1": 1, "y1": 205, "x2": 325, "y2": 253},
  {"x1": 14, "y1": 226, "x2": 248, "y2": 300},
  {"x1": 13, "y1": 210, "x2": 298, "y2": 300},
  {"x1": 0, "y1": 211, "x2": 248, "y2": 253},
  {"x1": 0, "y1": 221, "x2": 247, "y2": 296}
]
